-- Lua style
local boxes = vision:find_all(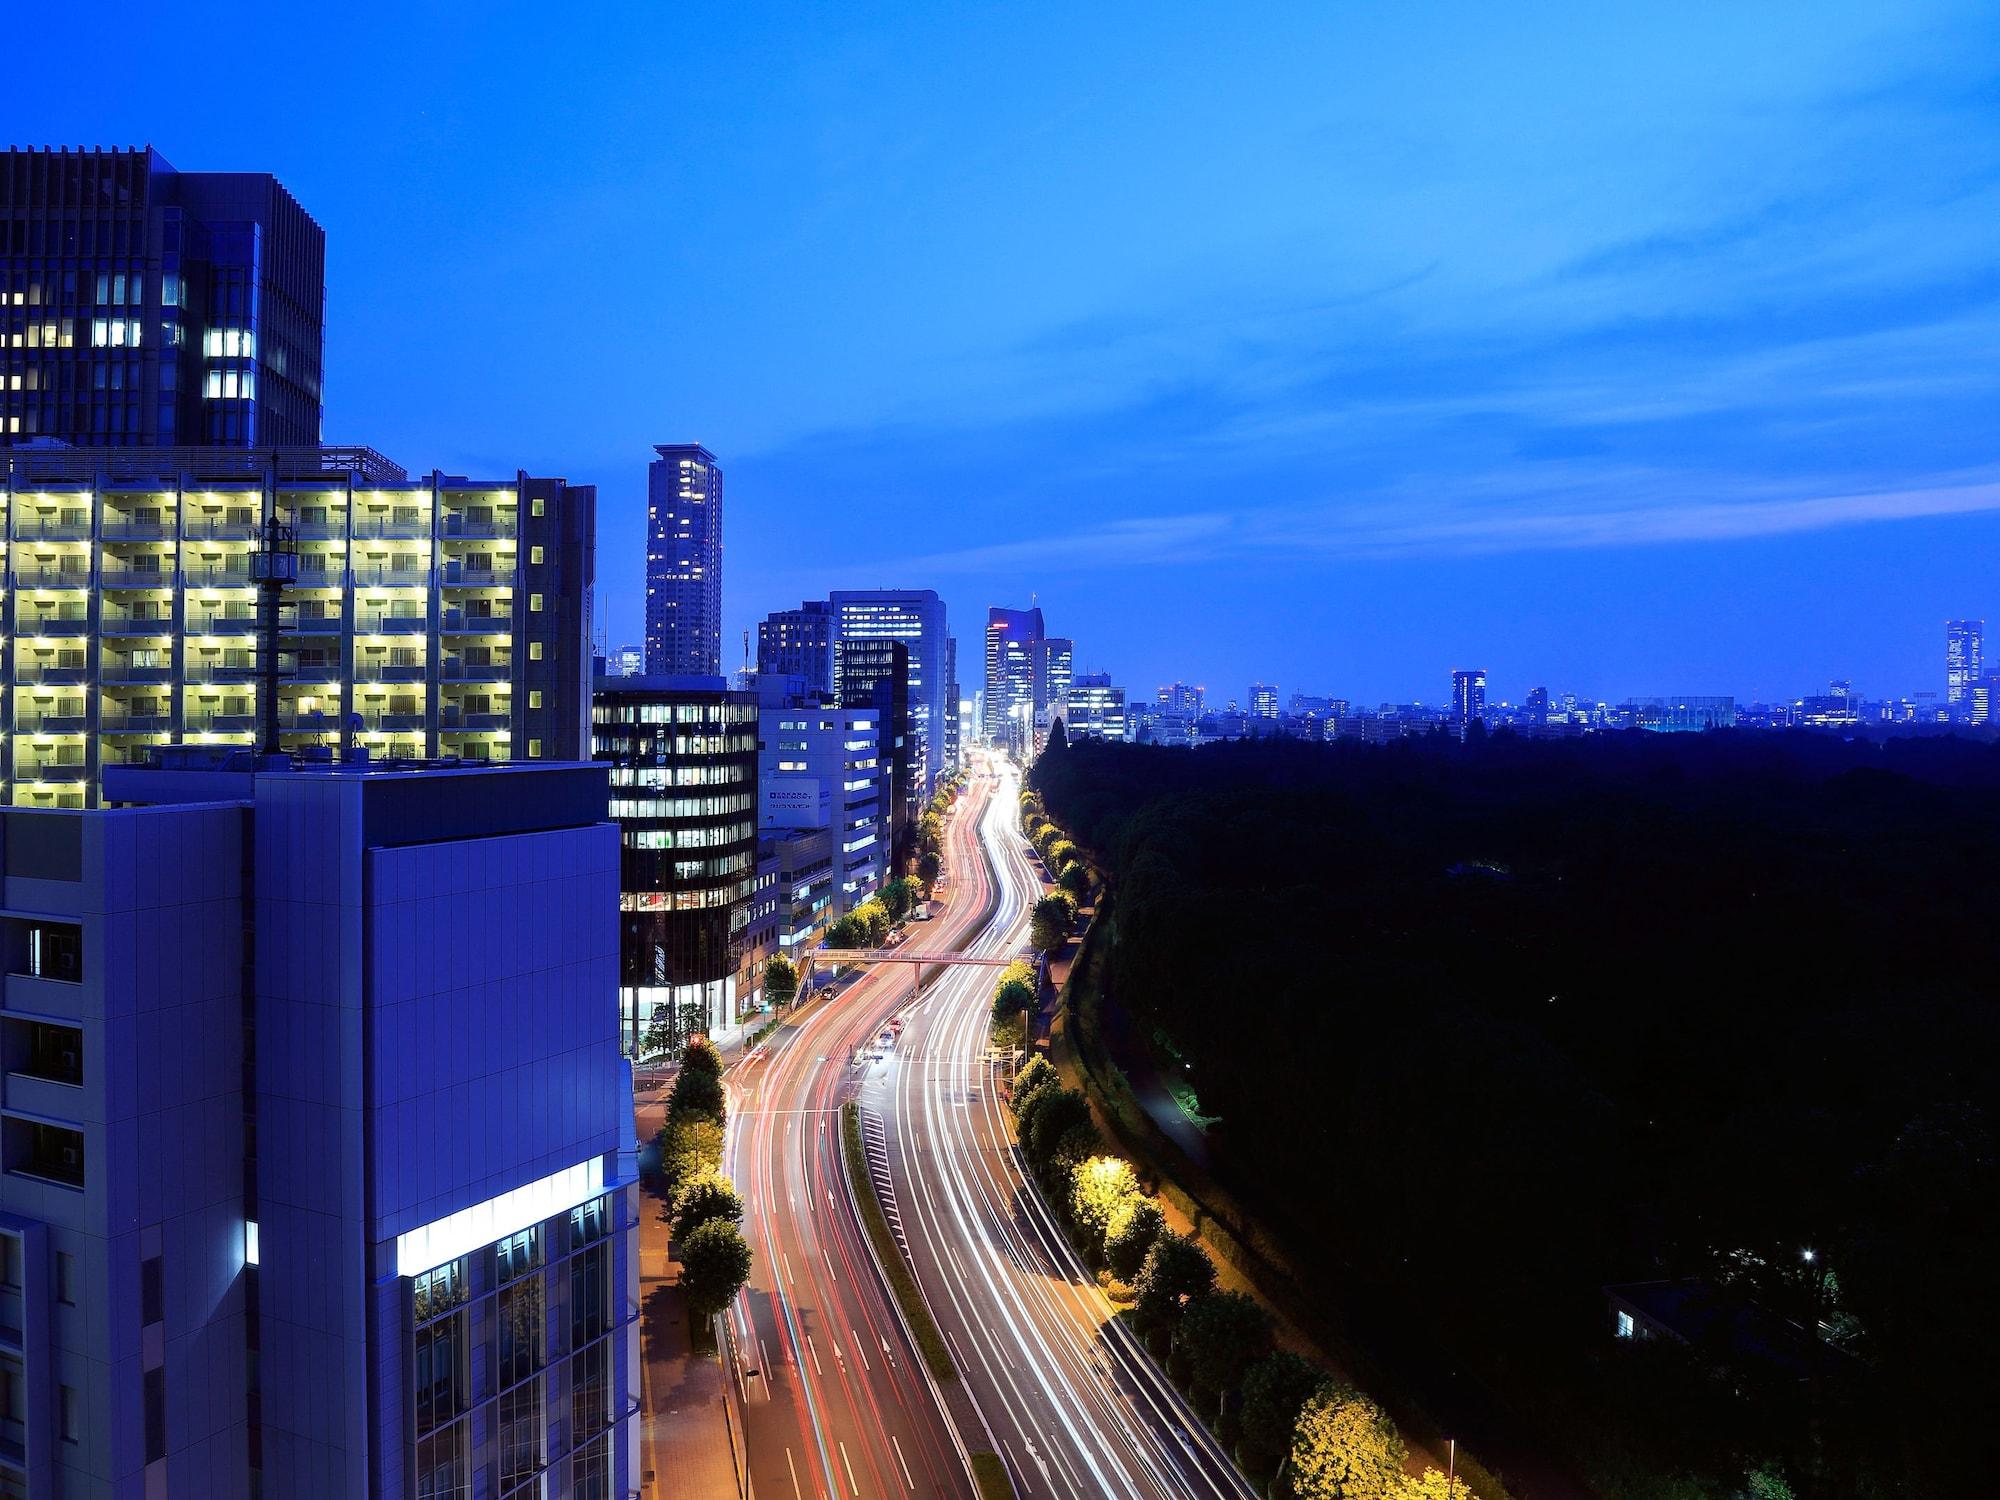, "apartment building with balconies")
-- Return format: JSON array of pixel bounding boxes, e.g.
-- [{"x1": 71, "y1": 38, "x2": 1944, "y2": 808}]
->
[{"x1": 0, "y1": 445, "x2": 594, "y2": 807}]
